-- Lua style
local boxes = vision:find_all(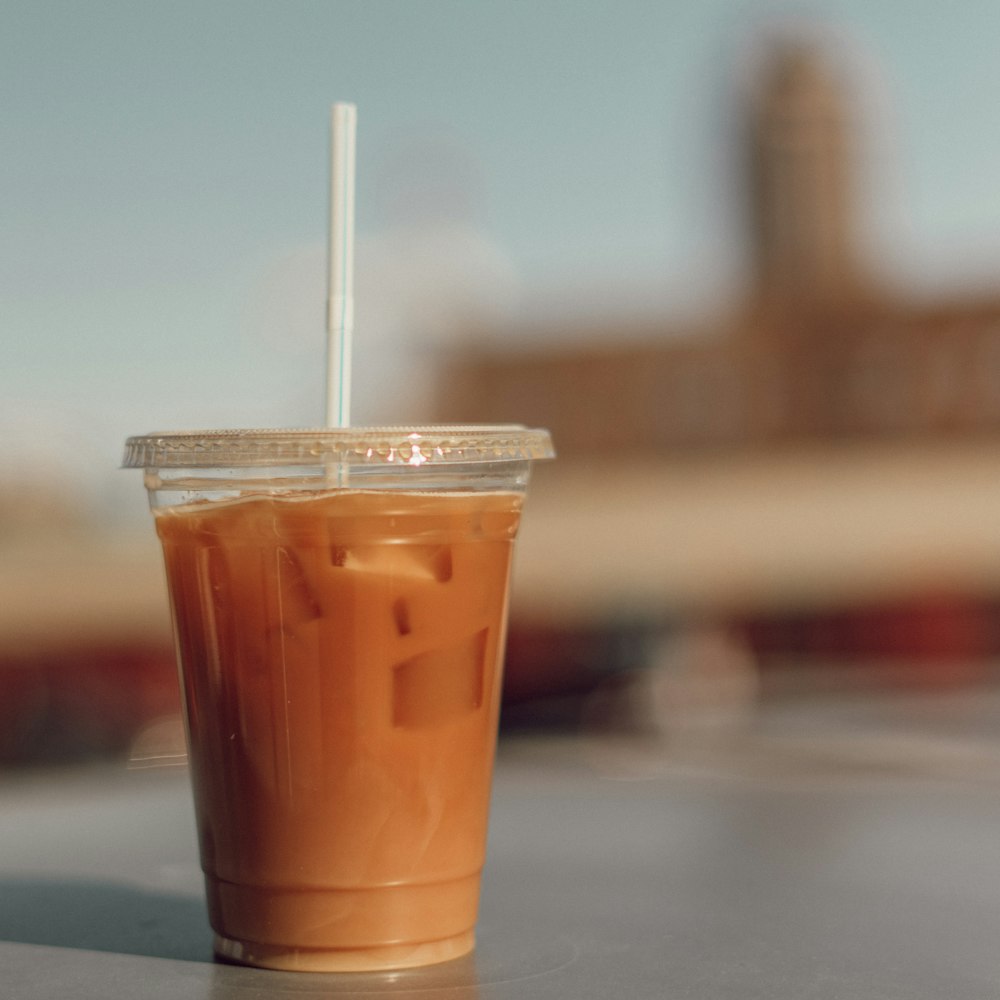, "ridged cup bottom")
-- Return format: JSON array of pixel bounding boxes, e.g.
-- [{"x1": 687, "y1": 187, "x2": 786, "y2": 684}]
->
[
  {"x1": 214, "y1": 928, "x2": 475, "y2": 972},
  {"x1": 206, "y1": 873, "x2": 481, "y2": 972}
]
